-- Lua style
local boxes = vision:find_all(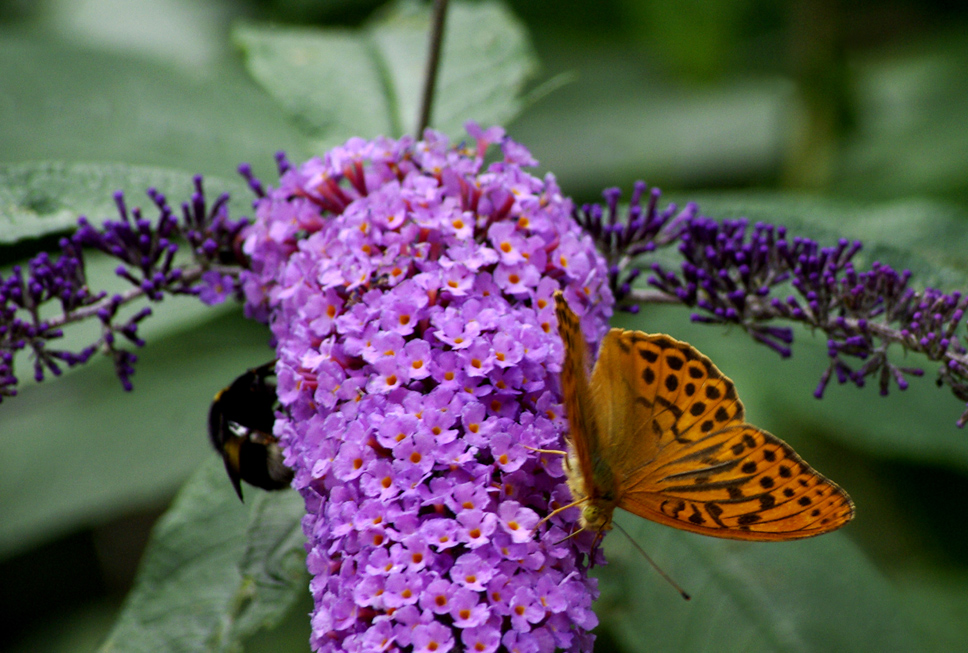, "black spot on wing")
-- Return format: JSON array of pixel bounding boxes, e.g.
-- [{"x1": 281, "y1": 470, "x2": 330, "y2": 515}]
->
[
  {"x1": 706, "y1": 503, "x2": 726, "y2": 527},
  {"x1": 688, "y1": 505, "x2": 705, "y2": 524},
  {"x1": 654, "y1": 396, "x2": 683, "y2": 419},
  {"x1": 641, "y1": 348, "x2": 659, "y2": 364},
  {"x1": 664, "y1": 500, "x2": 686, "y2": 519},
  {"x1": 665, "y1": 374, "x2": 679, "y2": 392},
  {"x1": 634, "y1": 396, "x2": 654, "y2": 409}
]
